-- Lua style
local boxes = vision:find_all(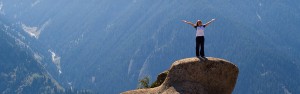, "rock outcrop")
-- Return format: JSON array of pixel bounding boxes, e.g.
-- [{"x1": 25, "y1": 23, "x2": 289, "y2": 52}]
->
[{"x1": 122, "y1": 57, "x2": 239, "y2": 94}]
